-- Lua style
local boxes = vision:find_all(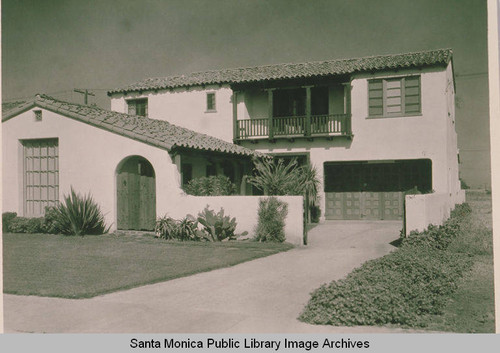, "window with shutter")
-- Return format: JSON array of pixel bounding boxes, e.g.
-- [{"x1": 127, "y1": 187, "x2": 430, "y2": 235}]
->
[{"x1": 368, "y1": 75, "x2": 420, "y2": 117}]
